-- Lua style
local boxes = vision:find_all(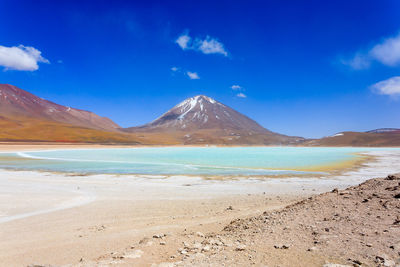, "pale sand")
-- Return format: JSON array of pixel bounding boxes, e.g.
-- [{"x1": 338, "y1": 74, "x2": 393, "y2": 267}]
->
[{"x1": 0, "y1": 145, "x2": 399, "y2": 266}]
